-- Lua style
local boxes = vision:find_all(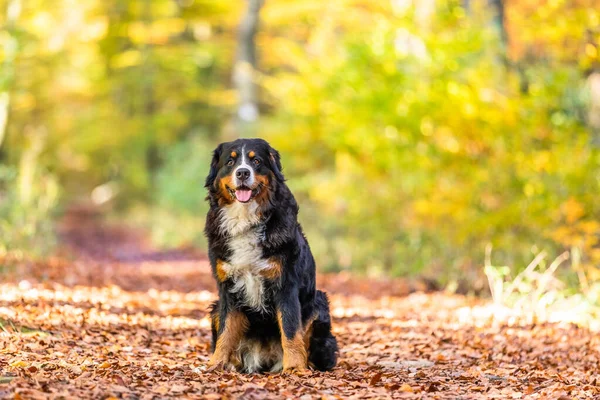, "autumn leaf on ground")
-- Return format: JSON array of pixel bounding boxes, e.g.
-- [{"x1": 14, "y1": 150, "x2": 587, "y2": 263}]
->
[{"x1": 0, "y1": 210, "x2": 599, "y2": 399}]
